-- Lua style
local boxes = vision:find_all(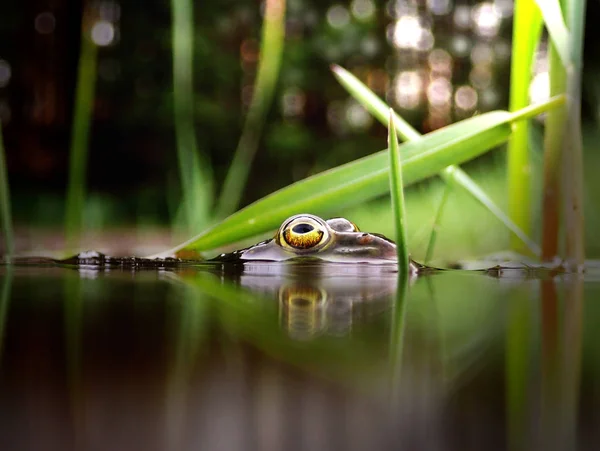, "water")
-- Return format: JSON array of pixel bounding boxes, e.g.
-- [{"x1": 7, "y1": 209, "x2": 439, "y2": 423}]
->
[{"x1": 0, "y1": 262, "x2": 597, "y2": 450}]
